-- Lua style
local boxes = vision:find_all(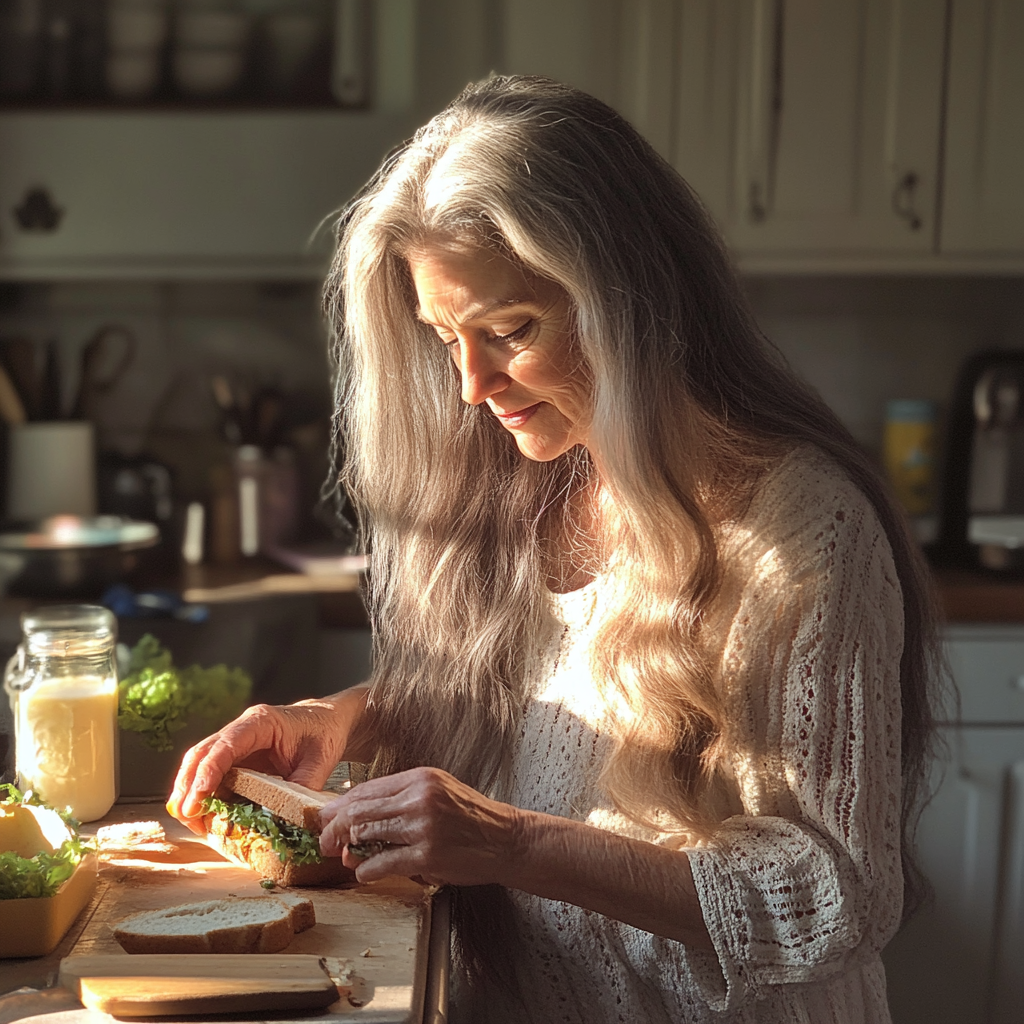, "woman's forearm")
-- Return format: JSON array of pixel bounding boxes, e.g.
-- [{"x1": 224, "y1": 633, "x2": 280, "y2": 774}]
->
[
  {"x1": 315, "y1": 684, "x2": 375, "y2": 763},
  {"x1": 500, "y1": 808, "x2": 715, "y2": 952}
]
